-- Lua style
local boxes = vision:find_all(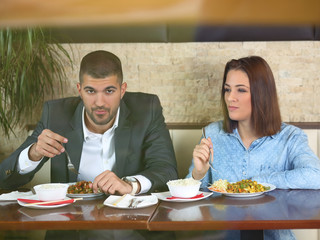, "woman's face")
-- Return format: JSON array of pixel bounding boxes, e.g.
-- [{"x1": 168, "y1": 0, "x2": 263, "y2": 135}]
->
[{"x1": 224, "y1": 69, "x2": 252, "y2": 124}]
